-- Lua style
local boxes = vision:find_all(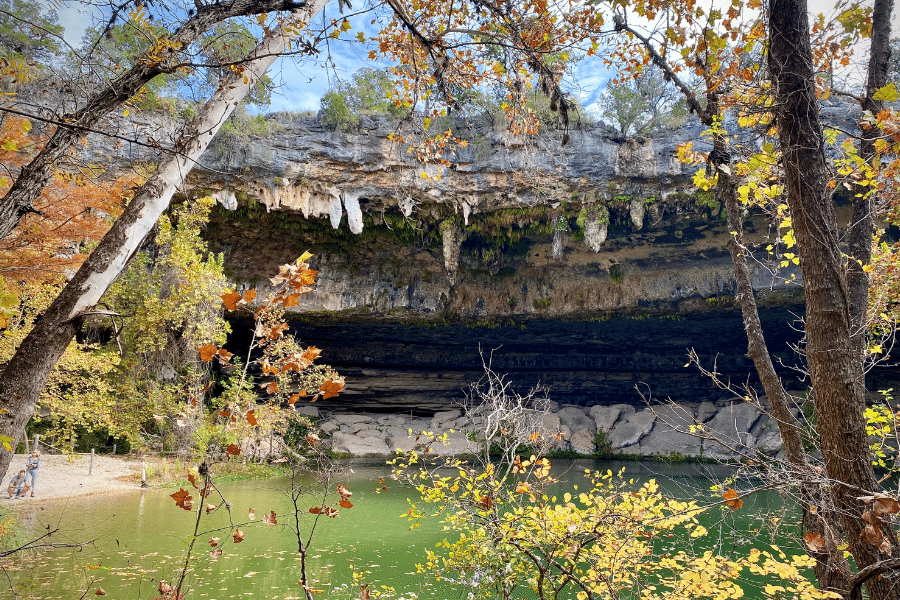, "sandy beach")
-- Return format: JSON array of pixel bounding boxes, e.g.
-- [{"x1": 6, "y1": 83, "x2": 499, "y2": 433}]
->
[{"x1": 1, "y1": 453, "x2": 142, "y2": 505}]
